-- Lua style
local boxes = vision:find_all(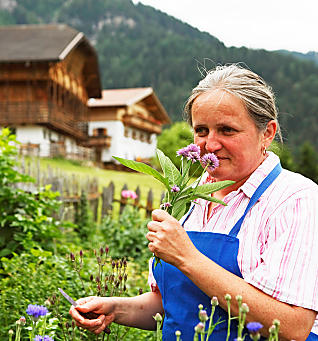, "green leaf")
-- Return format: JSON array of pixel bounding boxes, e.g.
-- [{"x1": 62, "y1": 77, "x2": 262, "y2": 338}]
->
[
  {"x1": 113, "y1": 156, "x2": 170, "y2": 189},
  {"x1": 156, "y1": 149, "x2": 182, "y2": 186},
  {"x1": 195, "y1": 181, "x2": 235, "y2": 195},
  {"x1": 171, "y1": 199, "x2": 188, "y2": 220},
  {"x1": 193, "y1": 193, "x2": 227, "y2": 206}
]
